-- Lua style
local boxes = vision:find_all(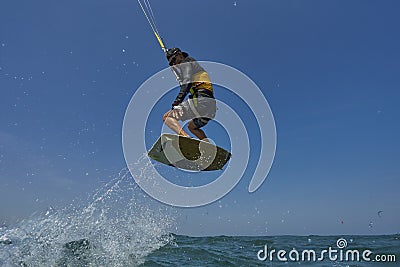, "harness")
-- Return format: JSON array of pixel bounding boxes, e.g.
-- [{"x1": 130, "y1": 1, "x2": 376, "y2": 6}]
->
[{"x1": 189, "y1": 81, "x2": 213, "y2": 107}]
